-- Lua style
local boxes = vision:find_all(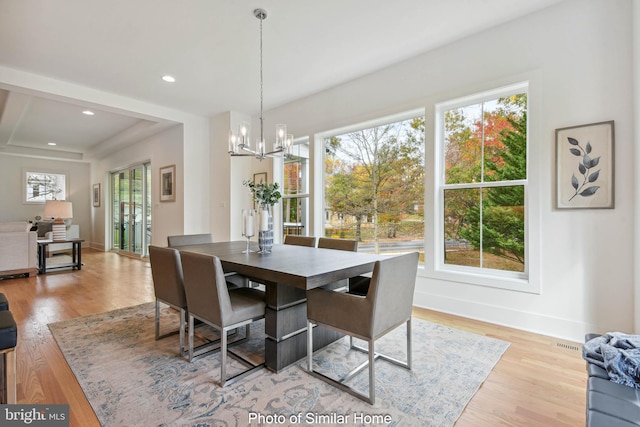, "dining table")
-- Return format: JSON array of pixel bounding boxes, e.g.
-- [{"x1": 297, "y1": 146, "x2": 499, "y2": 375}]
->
[{"x1": 177, "y1": 240, "x2": 385, "y2": 372}]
